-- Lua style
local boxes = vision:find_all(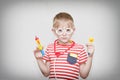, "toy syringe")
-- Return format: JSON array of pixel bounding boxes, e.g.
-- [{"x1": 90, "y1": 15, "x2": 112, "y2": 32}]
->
[{"x1": 35, "y1": 36, "x2": 45, "y2": 56}]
